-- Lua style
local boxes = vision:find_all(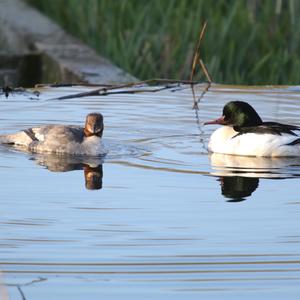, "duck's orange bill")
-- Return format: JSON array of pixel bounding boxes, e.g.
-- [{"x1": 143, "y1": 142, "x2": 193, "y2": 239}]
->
[{"x1": 204, "y1": 115, "x2": 226, "y2": 125}]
